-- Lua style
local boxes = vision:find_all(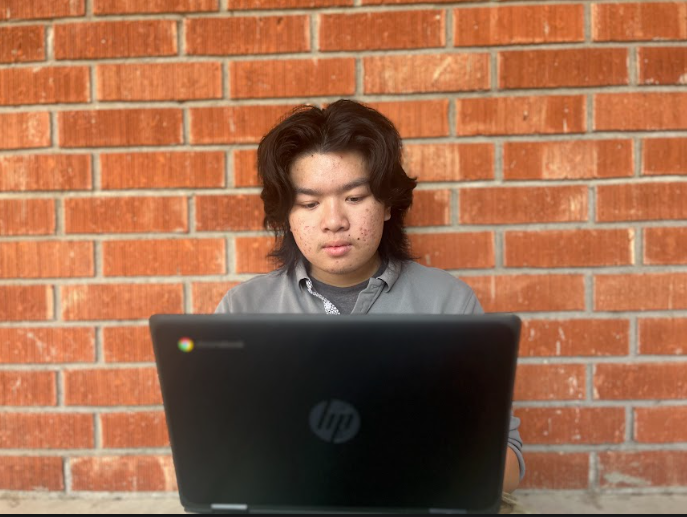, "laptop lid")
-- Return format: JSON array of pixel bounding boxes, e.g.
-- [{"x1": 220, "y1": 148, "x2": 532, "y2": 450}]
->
[{"x1": 149, "y1": 314, "x2": 521, "y2": 514}]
